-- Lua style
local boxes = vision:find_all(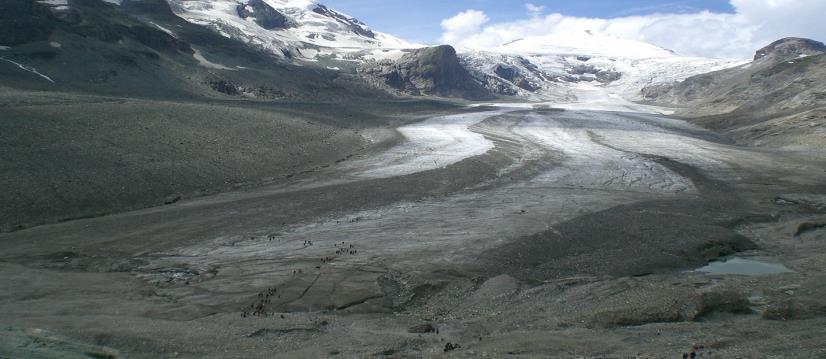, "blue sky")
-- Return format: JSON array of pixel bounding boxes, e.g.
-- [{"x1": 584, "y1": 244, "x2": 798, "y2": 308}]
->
[{"x1": 323, "y1": 0, "x2": 736, "y2": 44}]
